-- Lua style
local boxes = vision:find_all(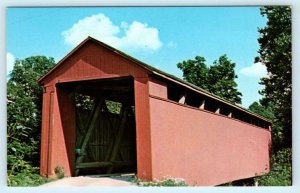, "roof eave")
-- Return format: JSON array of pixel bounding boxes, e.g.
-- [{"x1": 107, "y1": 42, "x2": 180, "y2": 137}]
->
[{"x1": 38, "y1": 36, "x2": 94, "y2": 85}]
